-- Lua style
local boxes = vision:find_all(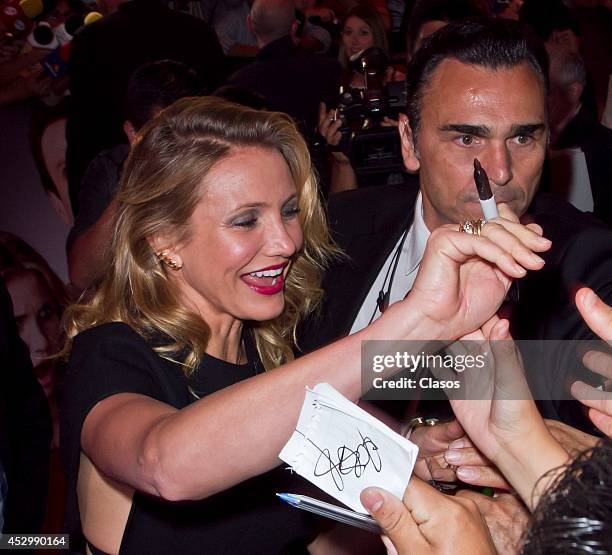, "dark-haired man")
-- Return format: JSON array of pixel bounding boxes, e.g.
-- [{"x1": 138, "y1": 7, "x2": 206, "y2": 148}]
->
[{"x1": 300, "y1": 17, "x2": 612, "y2": 475}]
